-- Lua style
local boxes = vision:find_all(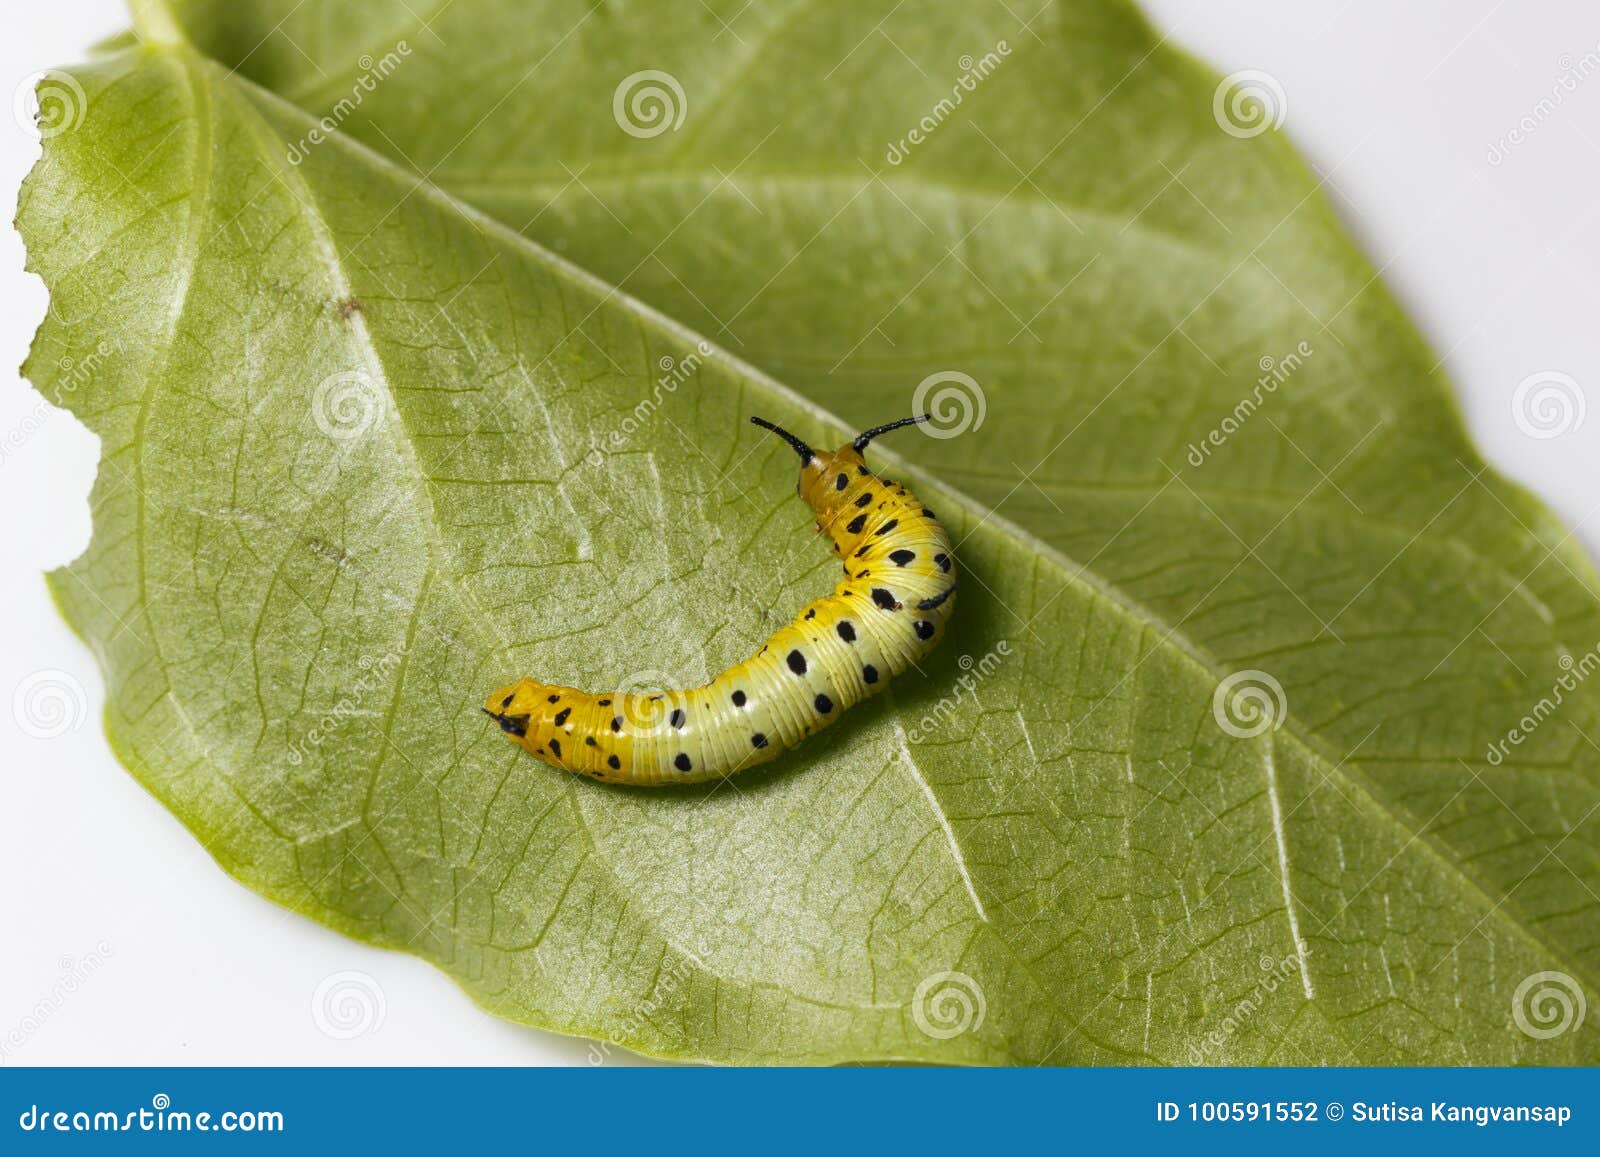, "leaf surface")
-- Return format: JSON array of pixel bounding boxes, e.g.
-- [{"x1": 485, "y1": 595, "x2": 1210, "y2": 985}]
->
[{"x1": 20, "y1": 1, "x2": 1600, "y2": 1063}]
